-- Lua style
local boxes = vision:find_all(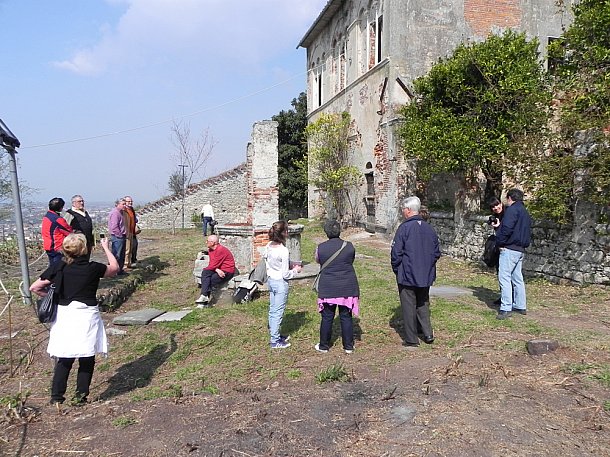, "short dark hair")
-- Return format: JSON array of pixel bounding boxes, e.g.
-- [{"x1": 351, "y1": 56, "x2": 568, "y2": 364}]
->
[
  {"x1": 268, "y1": 220, "x2": 288, "y2": 244},
  {"x1": 48, "y1": 197, "x2": 65, "y2": 212},
  {"x1": 507, "y1": 188, "x2": 524, "y2": 202},
  {"x1": 323, "y1": 220, "x2": 341, "y2": 239},
  {"x1": 488, "y1": 196, "x2": 502, "y2": 210}
]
